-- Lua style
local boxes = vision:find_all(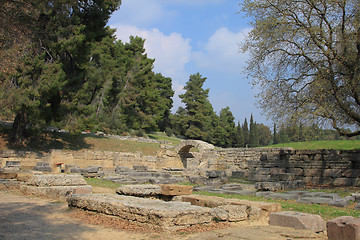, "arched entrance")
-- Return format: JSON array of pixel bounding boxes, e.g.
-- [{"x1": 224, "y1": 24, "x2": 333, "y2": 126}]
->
[{"x1": 175, "y1": 140, "x2": 215, "y2": 169}]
